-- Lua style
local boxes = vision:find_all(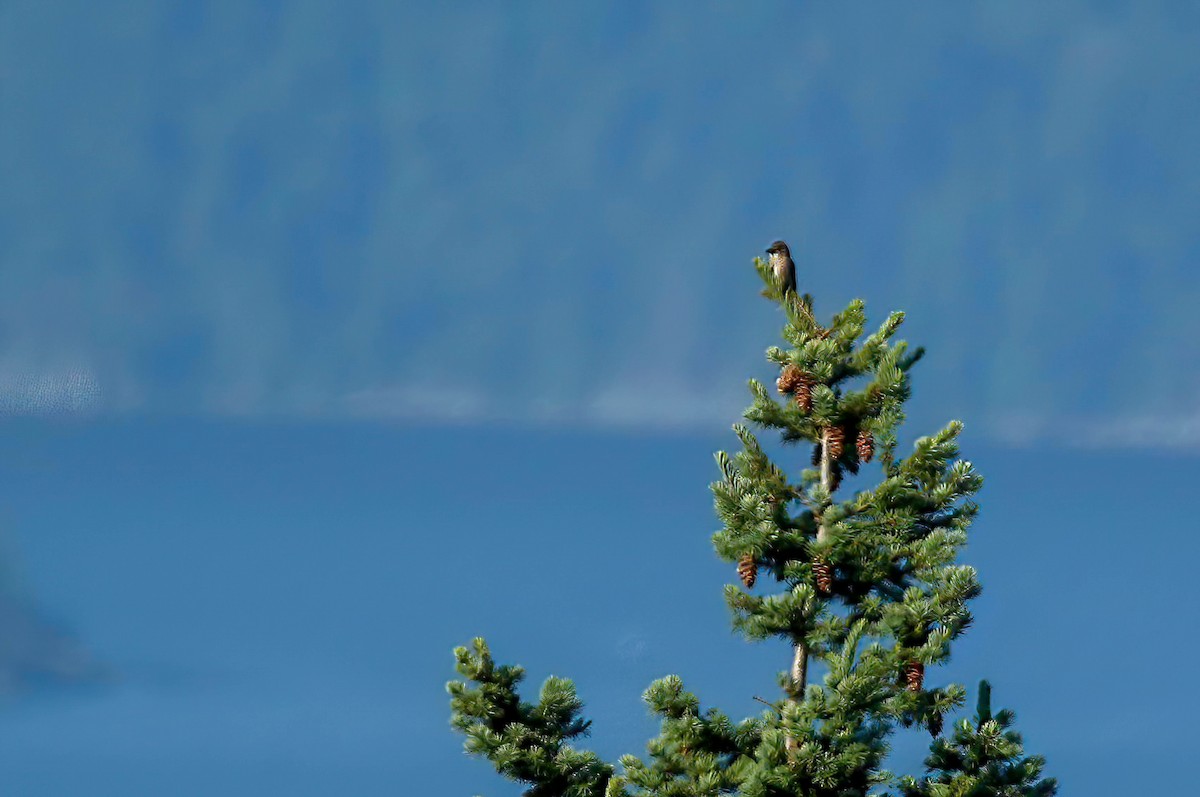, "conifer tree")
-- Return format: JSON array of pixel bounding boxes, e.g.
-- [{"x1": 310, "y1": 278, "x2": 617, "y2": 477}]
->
[{"x1": 447, "y1": 248, "x2": 1057, "y2": 797}]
